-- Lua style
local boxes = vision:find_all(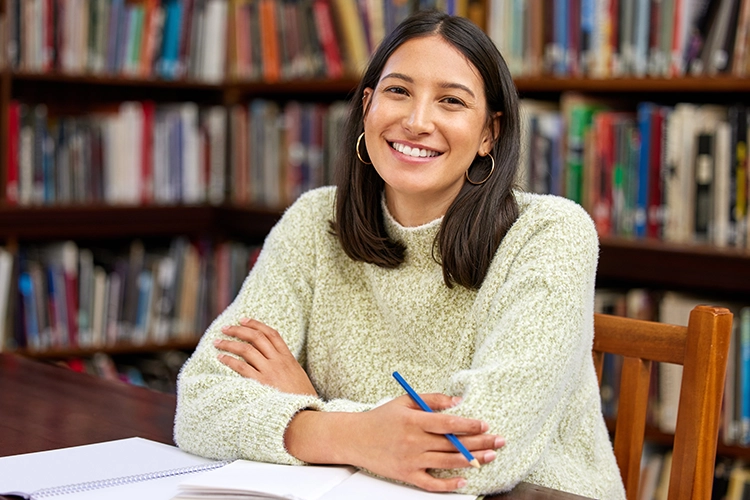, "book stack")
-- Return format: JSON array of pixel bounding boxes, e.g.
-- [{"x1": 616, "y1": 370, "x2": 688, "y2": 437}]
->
[
  {"x1": 2, "y1": 238, "x2": 261, "y2": 354},
  {"x1": 5, "y1": 101, "x2": 228, "y2": 207},
  {"x1": 489, "y1": 0, "x2": 750, "y2": 78},
  {"x1": 228, "y1": 99, "x2": 348, "y2": 208},
  {"x1": 226, "y1": 0, "x2": 415, "y2": 81},
  {"x1": 5, "y1": 0, "x2": 228, "y2": 82},
  {"x1": 520, "y1": 94, "x2": 750, "y2": 249}
]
